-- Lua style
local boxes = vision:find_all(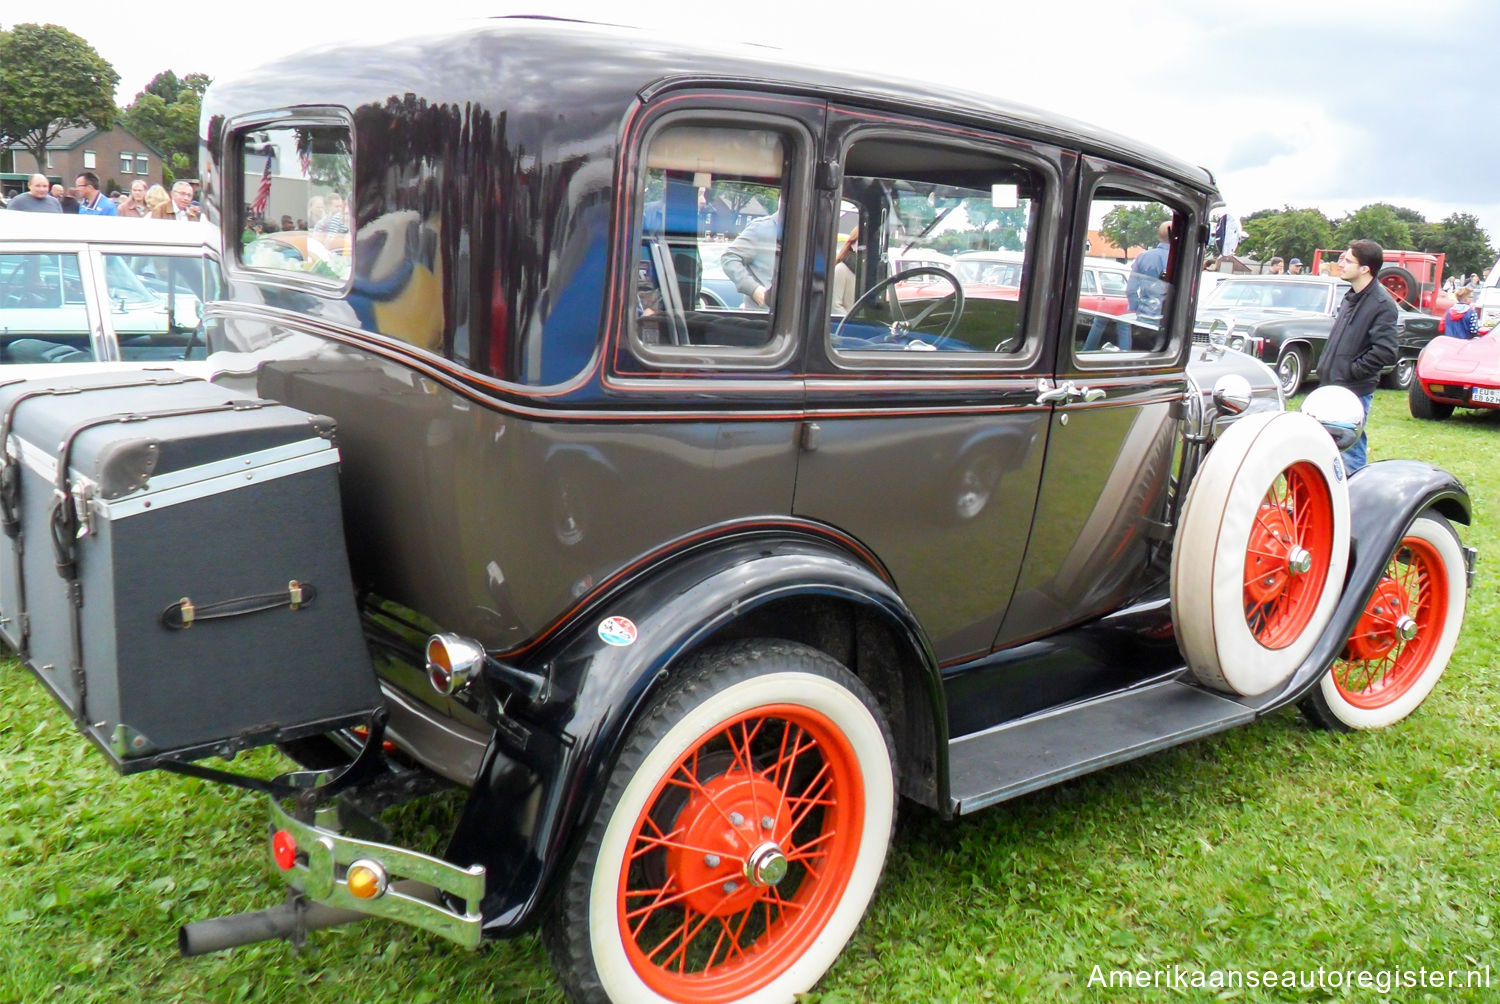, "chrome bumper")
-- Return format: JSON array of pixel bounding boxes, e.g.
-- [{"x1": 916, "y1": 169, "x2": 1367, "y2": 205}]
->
[{"x1": 268, "y1": 769, "x2": 486, "y2": 948}]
